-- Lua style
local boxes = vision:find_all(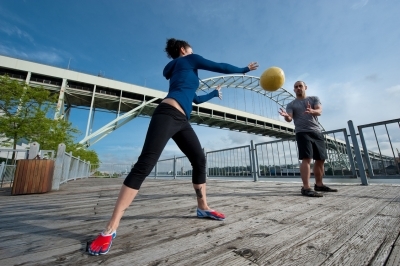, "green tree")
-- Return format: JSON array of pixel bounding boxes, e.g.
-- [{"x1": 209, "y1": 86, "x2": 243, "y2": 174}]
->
[
  {"x1": 67, "y1": 144, "x2": 100, "y2": 166},
  {"x1": 32, "y1": 117, "x2": 78, "y2": 148},
  {"x1": 0, "y1": 75, "x2": 99, "y2": 164},
  {"x1": 0, "y1": 75, "x2": 57, "y2": 150}
]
